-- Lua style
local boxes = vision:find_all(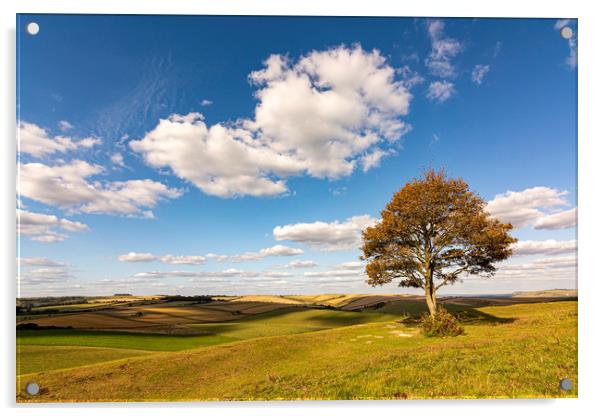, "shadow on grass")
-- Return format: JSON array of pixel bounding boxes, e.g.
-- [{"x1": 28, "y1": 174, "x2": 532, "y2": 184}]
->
[{"x1": 368, "y1": 300, "x2": 515, "y2": 325}]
